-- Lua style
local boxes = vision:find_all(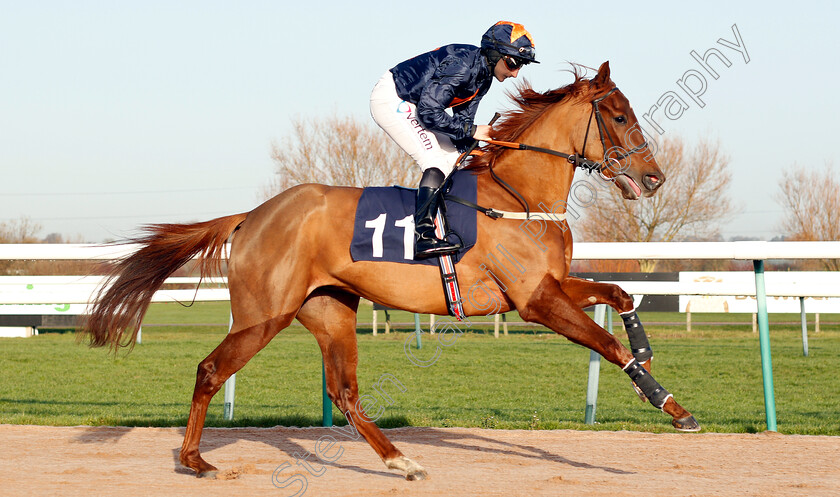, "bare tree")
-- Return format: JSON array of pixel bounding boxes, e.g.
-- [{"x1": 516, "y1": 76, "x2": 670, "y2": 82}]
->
[
  {"x1": 0, "y1": 216, "x2": 42, "y2": 244},
  {"x1": 776, "y1": 161, "x2": 840, "y2": 270},
  {"x1": 1, "y1": 217, "x2": 42, "y2": 274},
  {"x1": 573, "y1": 135, "x2": 736, "y2": 272},
  {"x1": 263, "y1": 113, "x2": 420, "y2": 199}
]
